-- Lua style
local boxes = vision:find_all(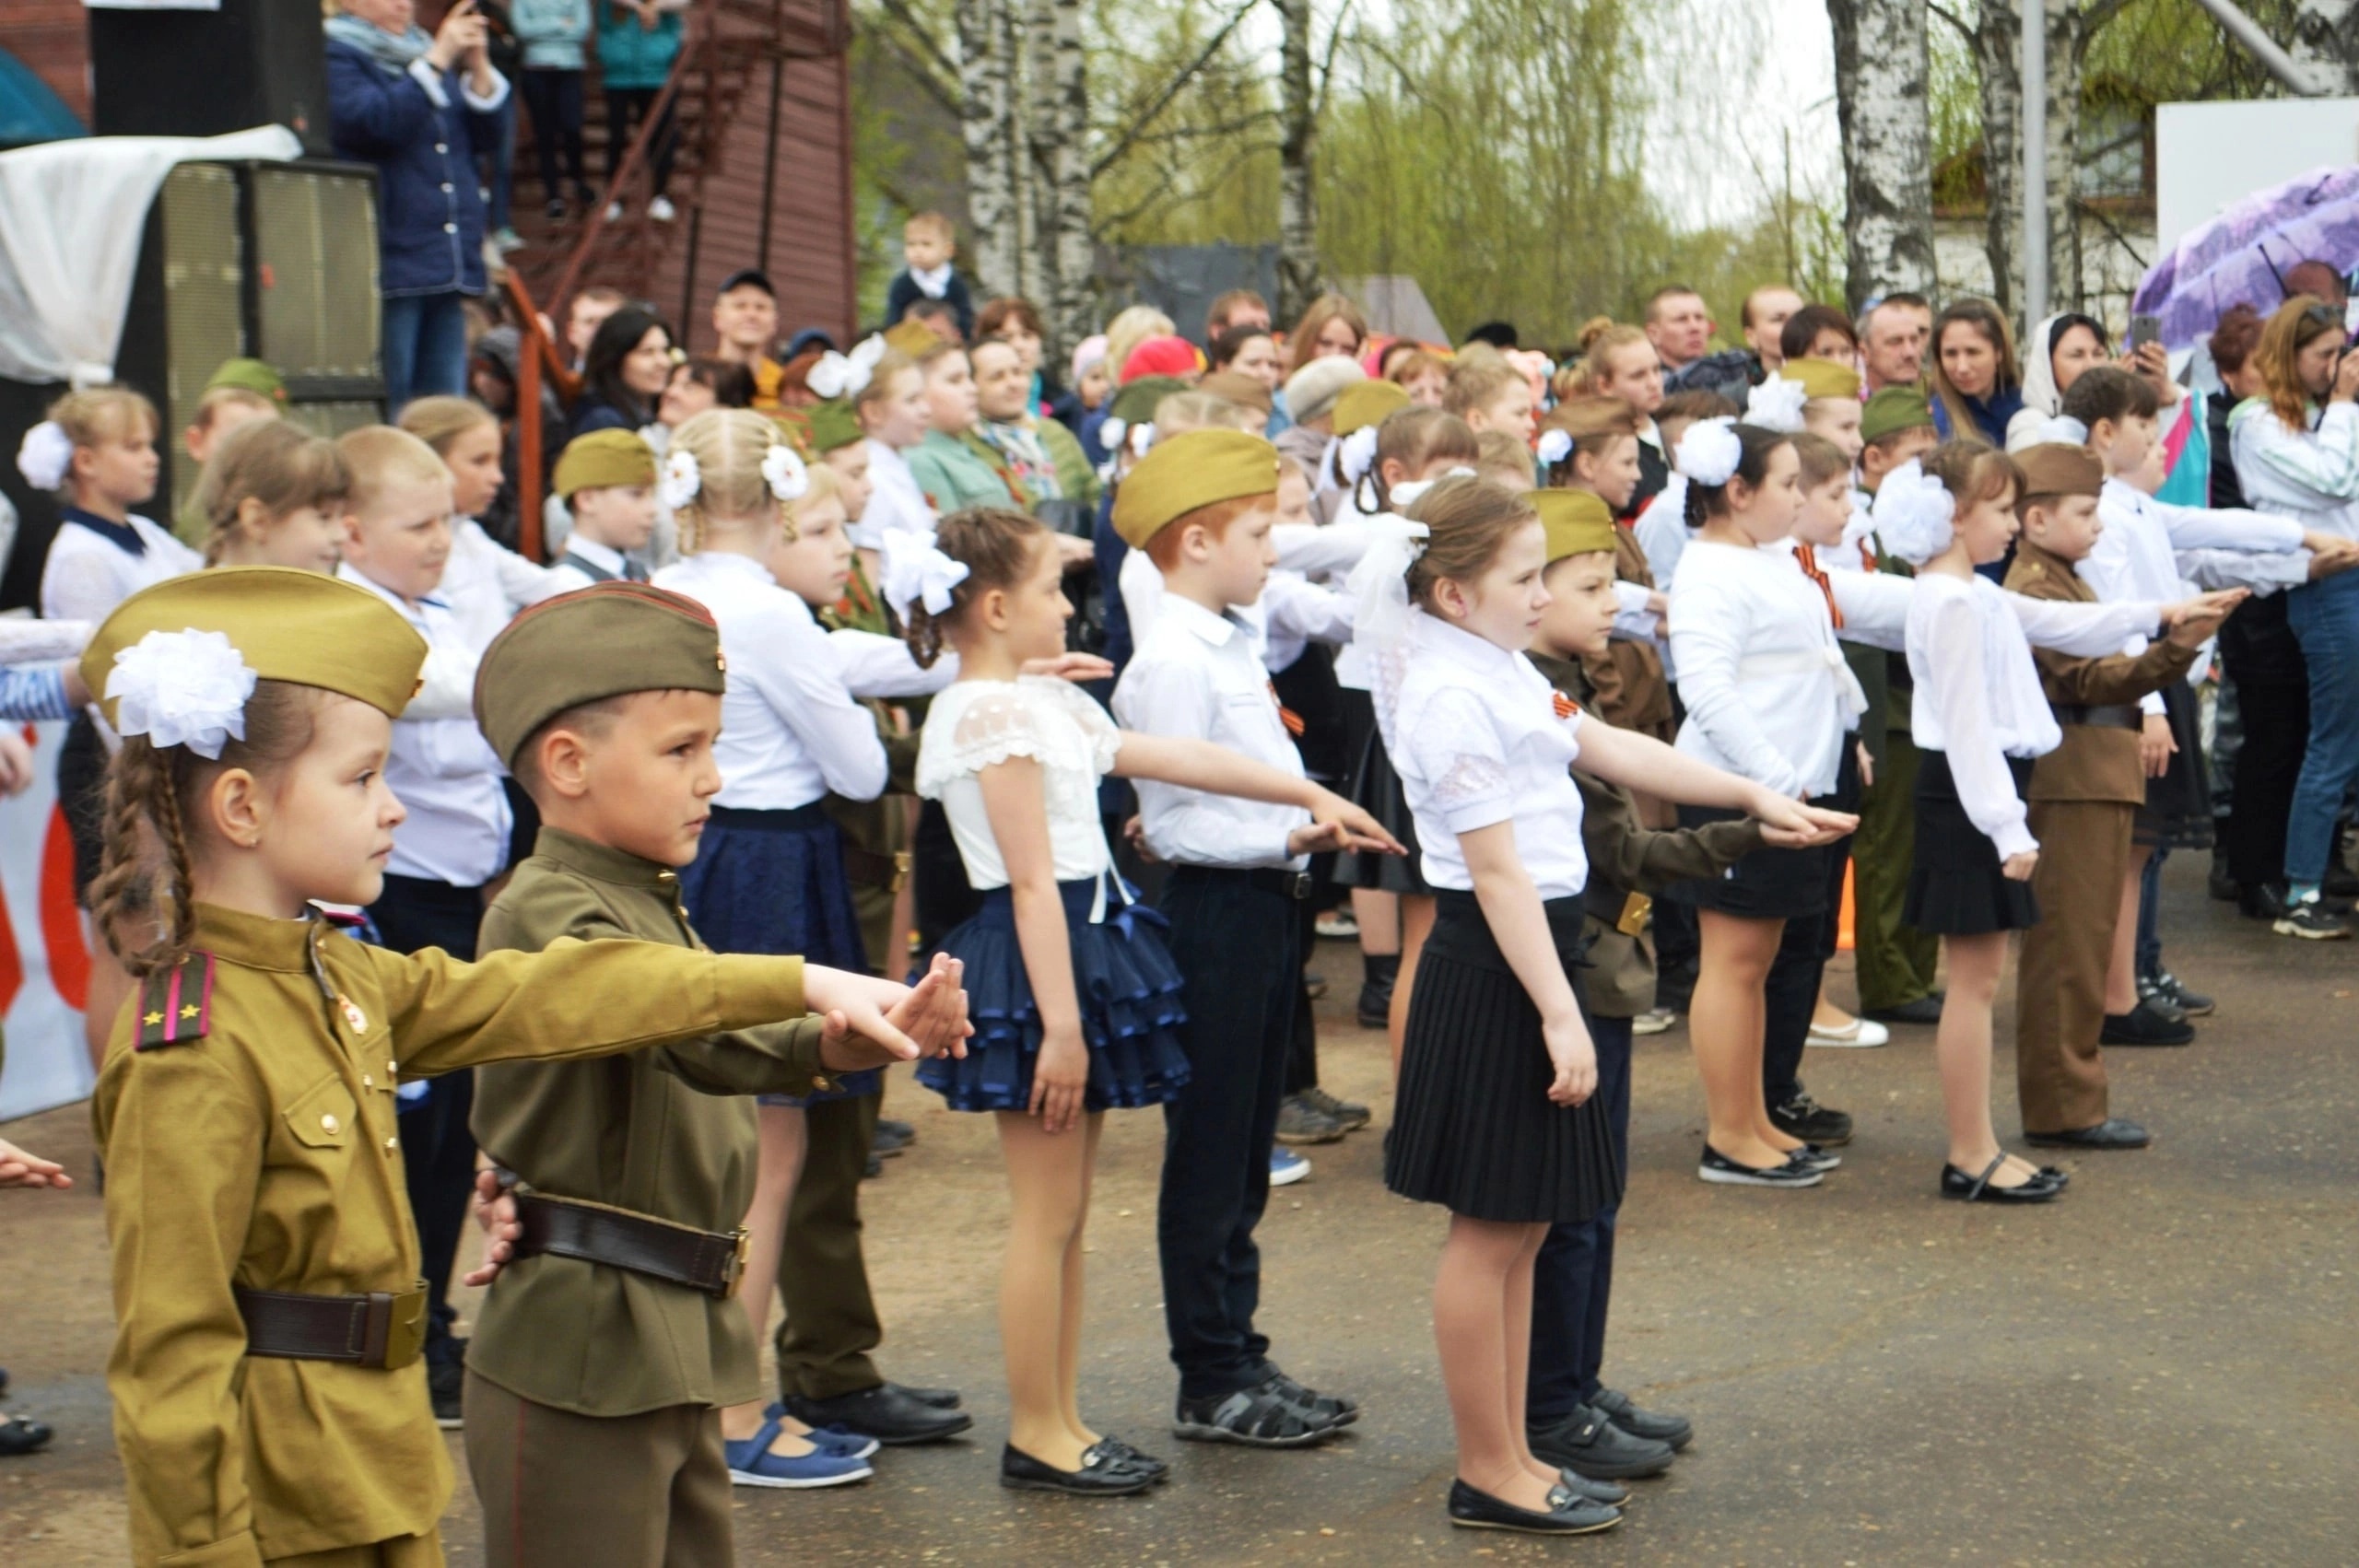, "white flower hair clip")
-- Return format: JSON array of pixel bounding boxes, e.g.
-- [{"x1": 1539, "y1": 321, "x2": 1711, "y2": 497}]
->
[
  {"x1": 1673, "y1": 416, "x2": 1743, "y2": 486},
  {"x1": 1870, "y1": 458, "x2": 1956, "y2": 566},
  {"x1": 805, "y1": 334, "x2": 886, "y2": 401},
  {"x1": 1127, "y1": 420, "x2": 1155, "y2": 458},
  {"x1": 107, "y1": 627, "x2": 258, "y2": 760},
  {"x1": 1098, "y1": 415, "x2": 1127, "y2": 454},
  {"x1": 16, "y1": 420, "x2": 72, "y2": 491},
  {"x1": 661, "y1": 447, "x2": 703, "y2": 510},
  {"x1": 878, "y1": 526, "x2": 970, "y2": 618},
  {"x1": 1339, "y1": 426, "x2": 1381, "y2": 484},
  {"x1": 1744, "y1": 376, "x2": 1808, "y2": 433},
  {"x1": 762, "y1": 442, "x2": 811, "y2": 503},
  {"x1": 1535, "y1": 427, "x2": 1574, "y2": 467}
]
